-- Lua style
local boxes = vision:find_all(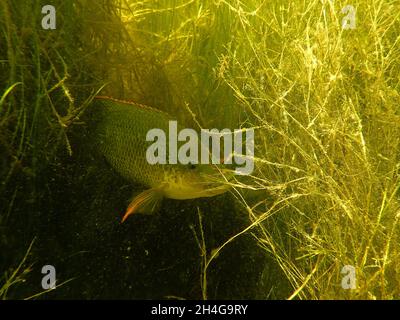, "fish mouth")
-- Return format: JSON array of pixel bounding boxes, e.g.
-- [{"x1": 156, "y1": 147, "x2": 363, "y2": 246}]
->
[
  {"x1": 165, "y1": 181, "x2": 229, "y2": 200},
  {"x1": 197, "y1": 168, "x2": 233, "y2": 197},
  {"x1": 183, "y1": 184, "x2": 229, "y2": 199},
  {"x1": 201, "y1": 183, "x2": 231, "y2": 197}
]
